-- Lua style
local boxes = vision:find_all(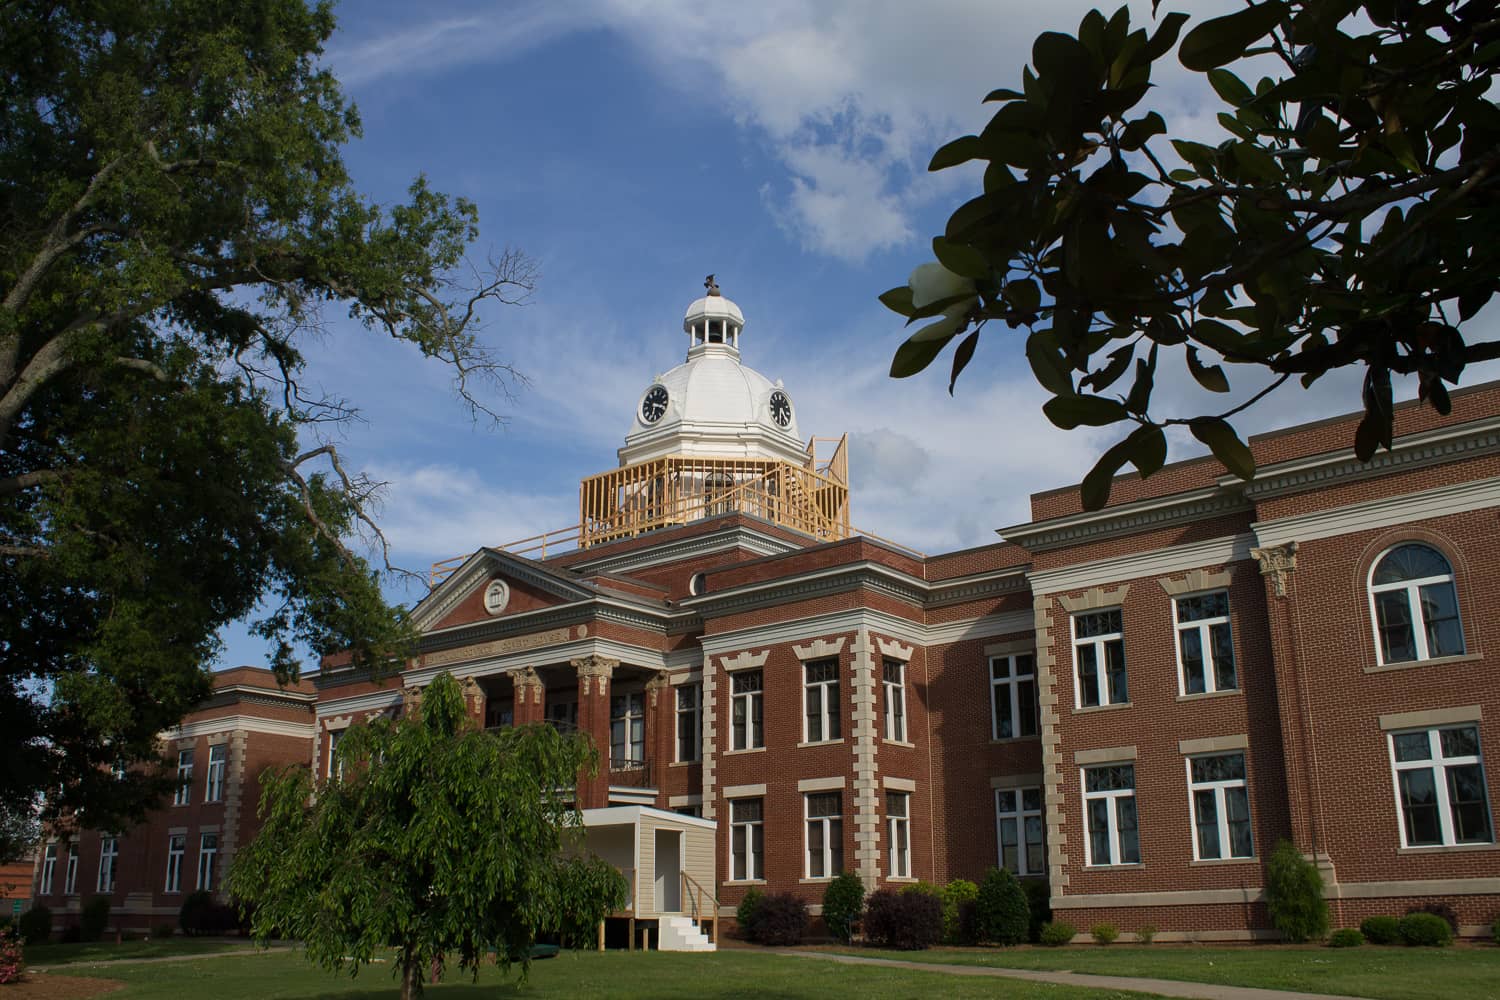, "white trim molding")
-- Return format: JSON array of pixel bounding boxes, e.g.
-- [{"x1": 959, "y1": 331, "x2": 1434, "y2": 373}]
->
[
  {"x1": 166, "y1": 716, "x2": 314, "y2": 740},
  {"x1": 1029, "y1": 534, "x2": 1254, "y2": 597},
  {"x1": 797, "y1": 776, "x2": 847, "y2": 792},
  {"x1": 1253, "y1": 476, "x2": 1500, "y2": 548}
]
